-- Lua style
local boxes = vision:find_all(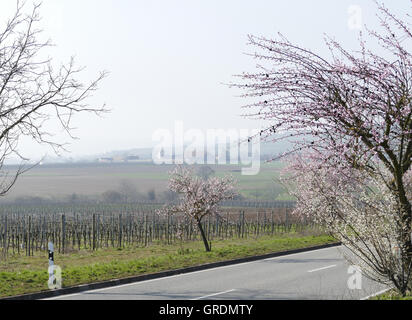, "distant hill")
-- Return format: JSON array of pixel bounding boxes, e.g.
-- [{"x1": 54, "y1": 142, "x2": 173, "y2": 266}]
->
[{"x1": 4, "y1": 135, "x2": 296, "y2": 166}]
